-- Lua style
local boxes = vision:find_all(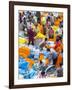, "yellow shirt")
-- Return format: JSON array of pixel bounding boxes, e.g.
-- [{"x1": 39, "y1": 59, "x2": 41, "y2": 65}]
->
[{"x1": 37, "y1": 24, "x2": 44, "y2": 34}]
